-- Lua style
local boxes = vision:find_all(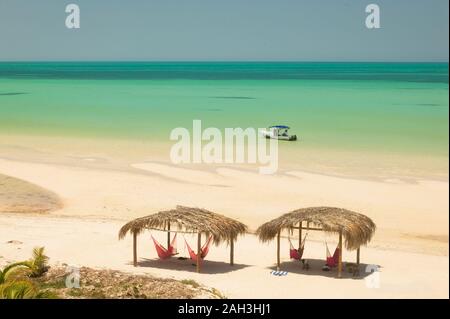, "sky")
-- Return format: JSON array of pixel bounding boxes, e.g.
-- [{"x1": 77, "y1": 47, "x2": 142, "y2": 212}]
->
[{"x1": 0, "y1": 0, "x2": 448, "y2": 61}]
